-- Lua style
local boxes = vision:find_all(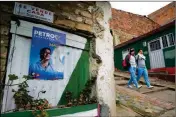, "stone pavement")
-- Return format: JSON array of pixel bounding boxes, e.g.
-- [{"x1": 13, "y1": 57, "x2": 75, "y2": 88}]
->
[
  {"x1": 114, "y1": 71, "x2": 175, "y2": 89},
  {"x1": 159, "y1": 109, "x2": 176, "y2": 117},
  {"x1": 116, "y1": 85, "x2": 175, "y2": 117},
  {"x1": 115, "y1": 71, "x2": 175, "y2": 117},
  {"x1": 116, "y1": 104, "x2": 142, "y2": 117}
]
